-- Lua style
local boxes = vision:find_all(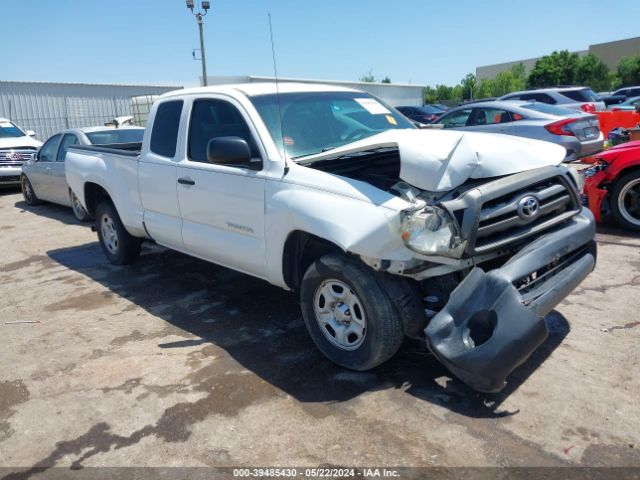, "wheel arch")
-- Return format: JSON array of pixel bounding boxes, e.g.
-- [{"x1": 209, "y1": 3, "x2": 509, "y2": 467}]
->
[
  {"x1": 281, "y1": 230, "x2": 345, "y2": 291},
  {"x1": 83, "y1": 182, "x2": 112, "y2": 217}
]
